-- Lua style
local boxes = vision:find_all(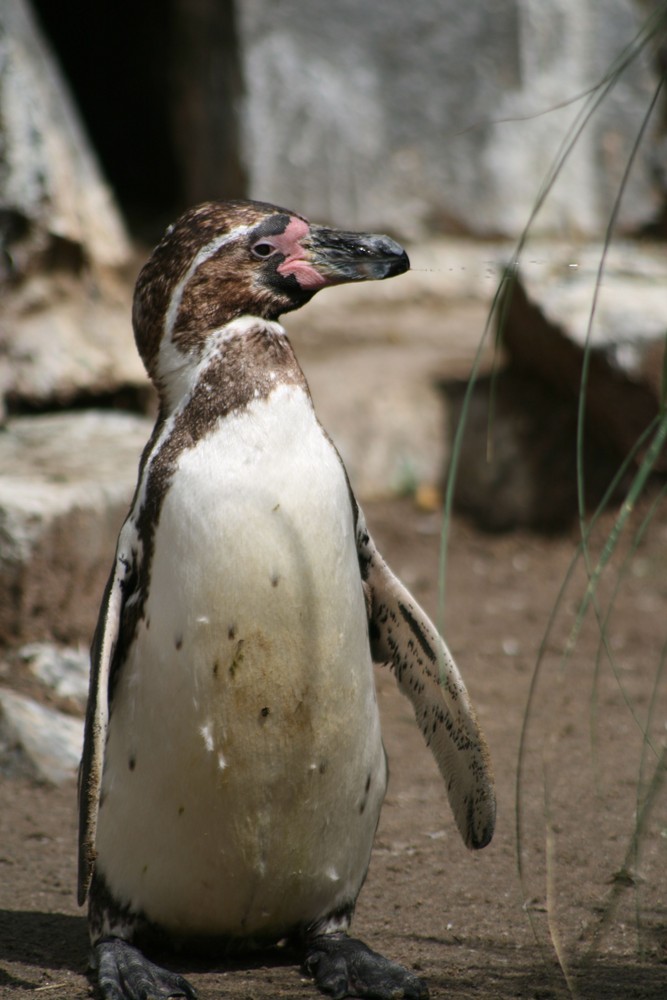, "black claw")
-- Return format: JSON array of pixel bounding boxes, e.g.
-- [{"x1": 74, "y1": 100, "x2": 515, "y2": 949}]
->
[
  {"x1": 304, "y1": 935, "x2": 428, "y2": 1000},
  {"x1": 95, "y1": 938, "x2": 197, "y2": 1000}
]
